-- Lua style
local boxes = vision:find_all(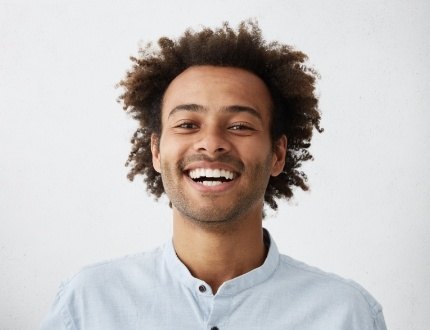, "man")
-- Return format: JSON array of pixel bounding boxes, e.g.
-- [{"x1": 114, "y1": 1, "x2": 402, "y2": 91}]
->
[{"x1": 41, "y1": 21, "x2": 386, "y2": 329}]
